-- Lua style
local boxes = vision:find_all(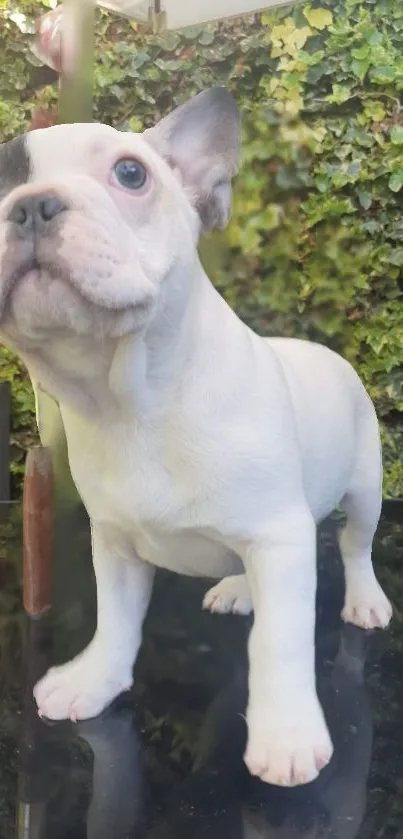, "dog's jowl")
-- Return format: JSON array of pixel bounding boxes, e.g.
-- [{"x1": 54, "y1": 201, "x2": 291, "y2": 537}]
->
[{"x1": 0, "y1": 89, "x2": 392, "y2": 787}]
